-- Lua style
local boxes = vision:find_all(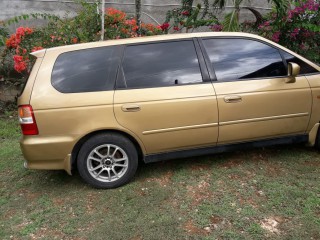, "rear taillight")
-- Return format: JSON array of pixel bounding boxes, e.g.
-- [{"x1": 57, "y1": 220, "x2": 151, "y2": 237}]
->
[{"x1": 18, "y1": 105, "x2": 39, "y2": 135}]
